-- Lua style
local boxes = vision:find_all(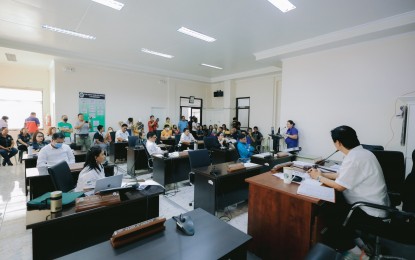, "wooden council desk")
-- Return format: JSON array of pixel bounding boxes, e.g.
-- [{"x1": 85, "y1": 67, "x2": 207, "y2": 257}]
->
[
  {"x1": 26, "y1": 186, "x2": 164, "y2": 260},
  {"x1": 246, "y1": 172, "x2": 329, "y2": 260},
  {"x1": 194, "y1": 162, "x2": 266, "y2": 215},
  {"x1": 58, "y1": 208, "x2": 251, "y2": 260}
]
